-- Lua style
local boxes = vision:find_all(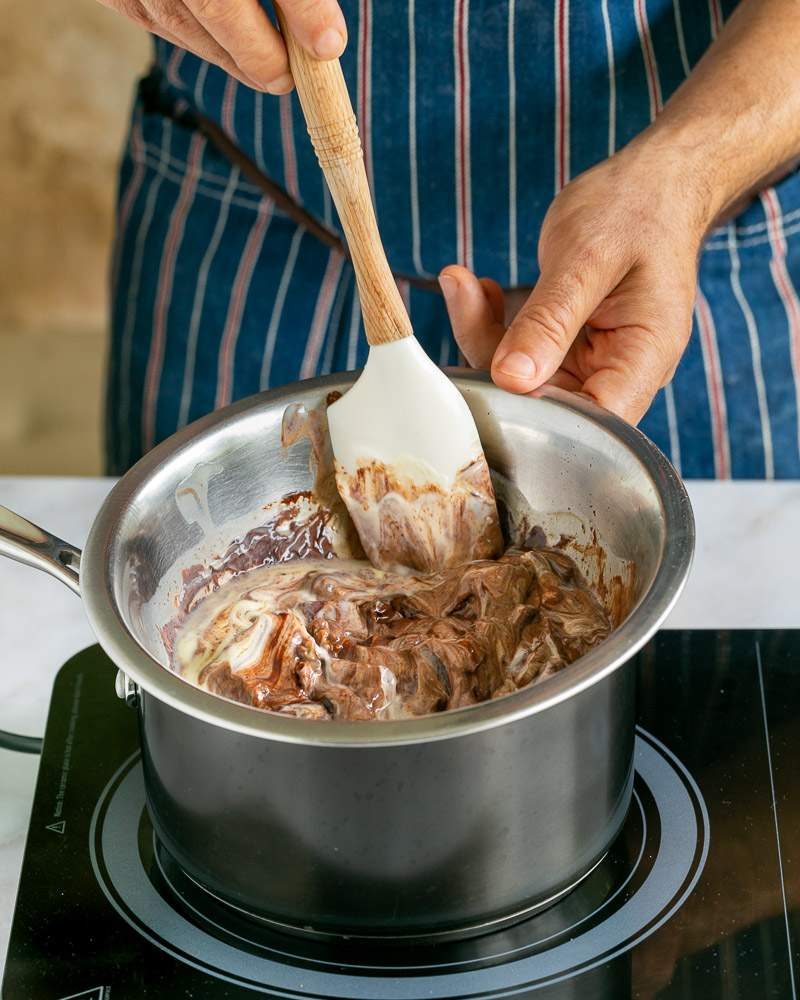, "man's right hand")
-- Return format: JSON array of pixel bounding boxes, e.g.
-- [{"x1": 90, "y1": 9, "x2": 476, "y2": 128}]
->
[{"x1": 98, "y1": 0, "x2": 347, "y2": 92}]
